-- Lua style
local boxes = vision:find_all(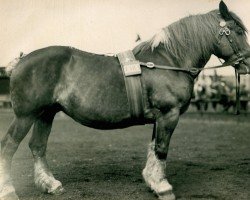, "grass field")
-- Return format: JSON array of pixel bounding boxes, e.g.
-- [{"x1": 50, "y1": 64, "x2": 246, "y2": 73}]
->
[{"x1": 0, "y1": 110, "x2": 249, "y2": 200}]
